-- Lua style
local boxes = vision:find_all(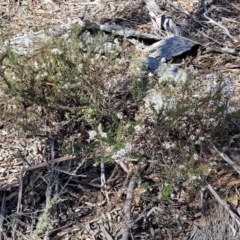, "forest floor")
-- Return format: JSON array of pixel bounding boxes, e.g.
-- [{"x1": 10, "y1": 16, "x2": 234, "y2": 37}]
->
[{"x1": 0, "y1": 0, "x2": 240, "y2": 239}]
